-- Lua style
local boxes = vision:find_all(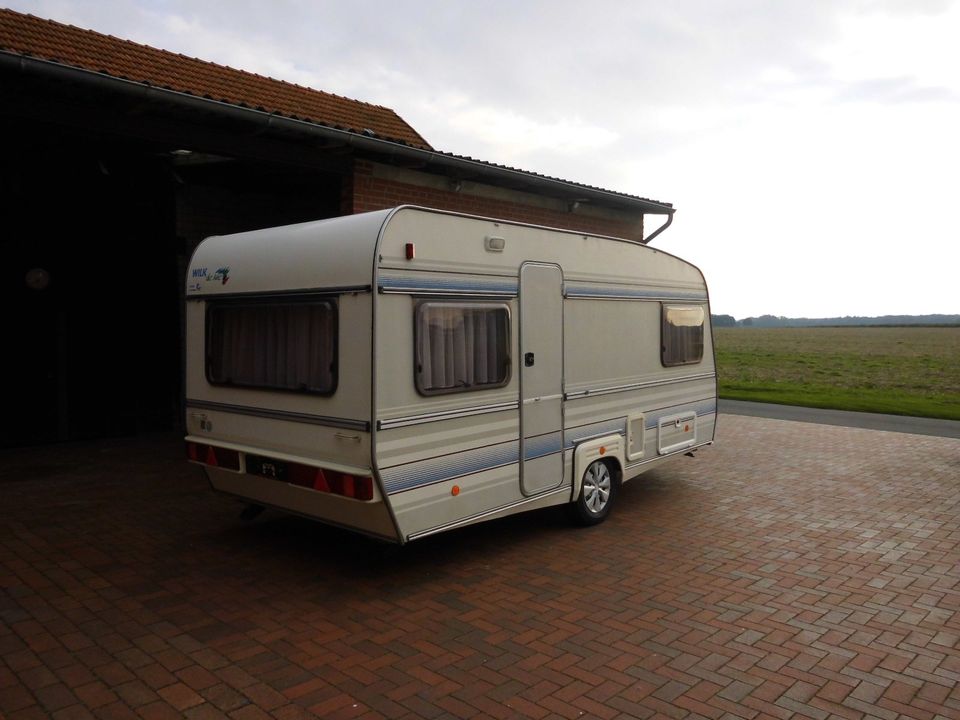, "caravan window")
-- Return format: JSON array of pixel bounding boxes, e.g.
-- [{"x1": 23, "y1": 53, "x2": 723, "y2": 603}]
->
[
  {"x1": 416, "y1": 302, "x2": 511, "y2": 395},
  {"x1": 661, "y1": 304, "x2": 705, "y2": 366},
  {"x1": 207, "y1": 297, "x2": 337, "y2": 394}
]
